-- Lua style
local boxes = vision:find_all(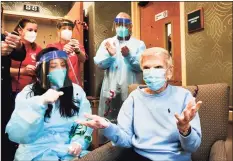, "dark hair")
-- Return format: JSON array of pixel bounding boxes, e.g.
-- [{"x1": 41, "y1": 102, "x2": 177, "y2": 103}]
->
[
  {"x1": 29, "y1": 47, "x2": 79, "y2": 120},
  {"x1": 14, "y1": 18, "x2": 37, "y2": 50}
]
